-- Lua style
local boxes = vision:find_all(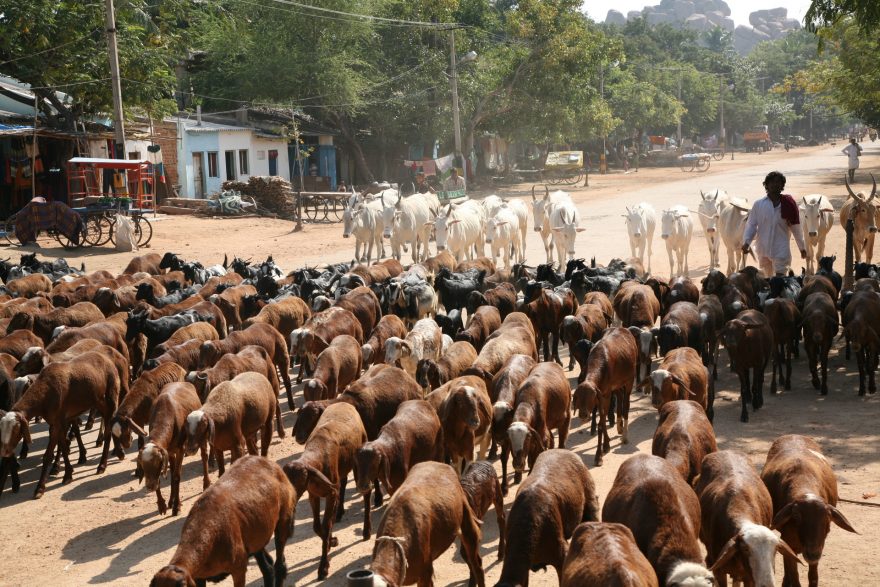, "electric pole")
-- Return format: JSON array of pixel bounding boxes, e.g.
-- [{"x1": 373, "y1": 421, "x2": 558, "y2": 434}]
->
[
  {"x1": 449, "y1": 29, "x2": 462, "y2": 161},
  {"x1": 677, "y1": 71, "x2": 682, "y2": 147},
  {"x1": 105, "y1": 0, "x2": 126, "y2": 159}
]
